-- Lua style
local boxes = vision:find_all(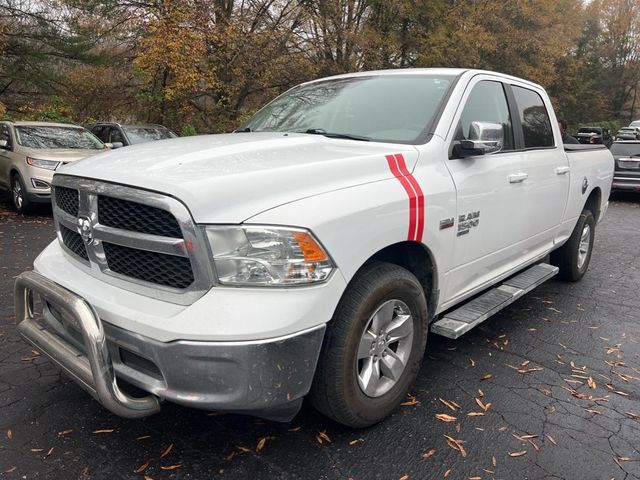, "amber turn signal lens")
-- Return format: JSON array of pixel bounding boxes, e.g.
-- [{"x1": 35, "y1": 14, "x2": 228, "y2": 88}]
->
[{"x1": 292, "y1": 231, "x2": 329, "y2": 263}]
